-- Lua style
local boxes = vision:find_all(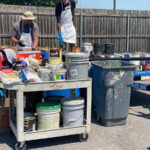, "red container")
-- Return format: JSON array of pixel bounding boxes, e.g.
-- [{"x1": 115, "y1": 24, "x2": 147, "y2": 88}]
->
[
  {"x1": 17, "y1": 51, "x2": 41, "y2": 61},
  {"x1": 142, "y1": 65, "x2": 150, "y2": 71}
]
